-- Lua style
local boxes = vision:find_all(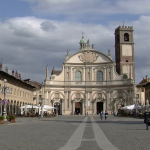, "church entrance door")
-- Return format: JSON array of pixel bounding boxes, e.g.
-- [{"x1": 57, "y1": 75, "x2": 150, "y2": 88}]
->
[
  {"x1": 75, "y1": 102, "x2": 82, "y2": 115},
  {"x1": 54, "y1": 102, "x2": 61, "y2": 115},
  {"x1": 97, "y1": 102, "x2": 103, "y2": 114}
]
